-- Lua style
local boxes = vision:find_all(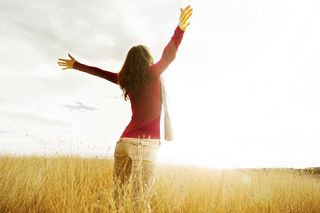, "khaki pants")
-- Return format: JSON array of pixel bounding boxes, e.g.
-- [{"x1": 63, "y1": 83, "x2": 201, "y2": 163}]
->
[{"x1": 112, "y1": 137, "x2": 160, "y2": 213}]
